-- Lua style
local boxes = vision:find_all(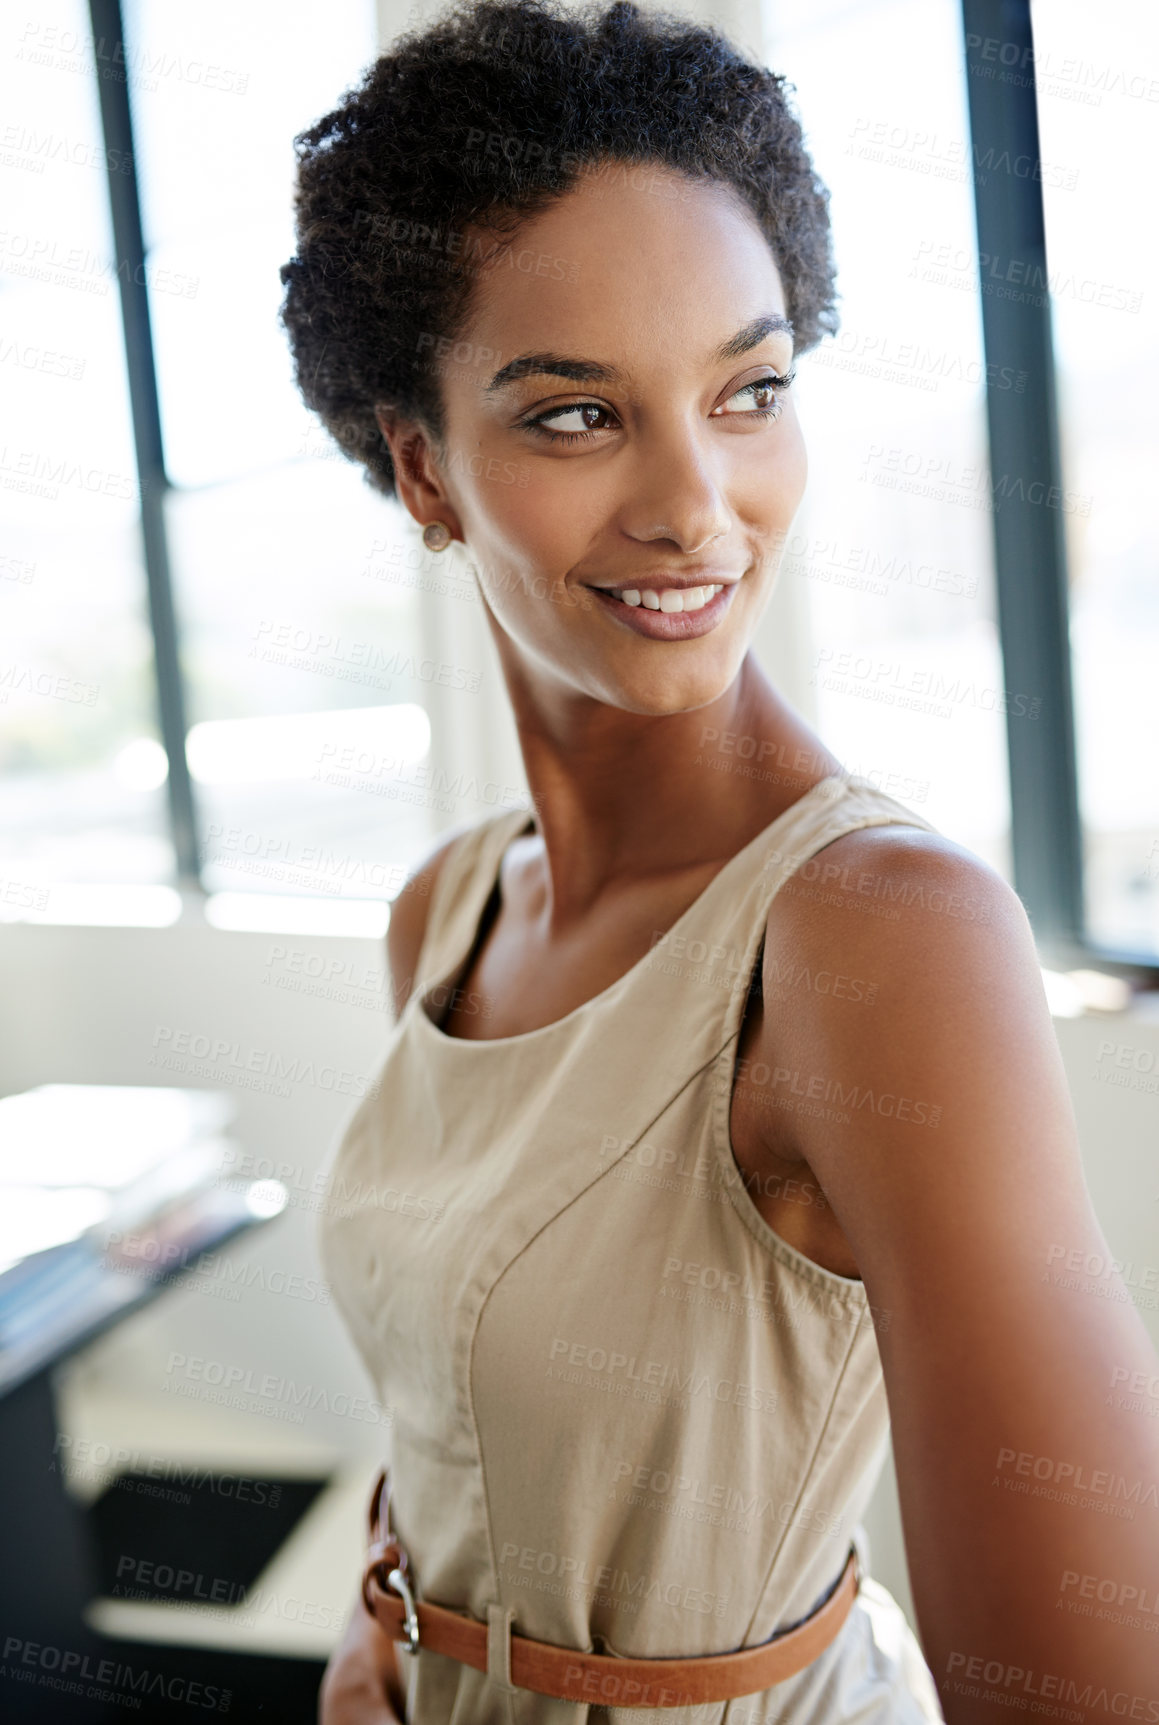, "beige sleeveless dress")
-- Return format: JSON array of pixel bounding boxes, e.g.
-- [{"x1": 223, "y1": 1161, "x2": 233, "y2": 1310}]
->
[{"x1": 318, "y1": 772, "x2": 947, "y2": 1724}]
